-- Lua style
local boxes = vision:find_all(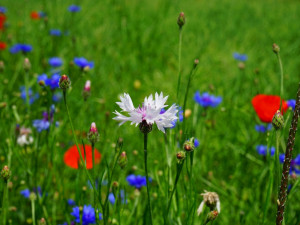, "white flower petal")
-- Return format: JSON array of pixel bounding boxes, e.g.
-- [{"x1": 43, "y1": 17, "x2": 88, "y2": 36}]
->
[
  {"x1": 197, "y1": 201, "x2": 205, "y2": 216},
  {"x1": 116, "y1": 93, "x2": 135, "y2": 112},
  {"x1": 113, "y1": 111, "x2": 131, "y2": 126}
]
